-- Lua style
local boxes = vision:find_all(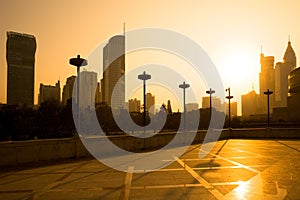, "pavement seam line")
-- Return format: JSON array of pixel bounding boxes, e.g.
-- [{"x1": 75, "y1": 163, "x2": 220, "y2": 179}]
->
[
  {"x1": 120, "y1": 166, "x2": 134, "y2": 200},
  {"x1": 31, "y1": 161, "x2": 89, "y2": 199},
  {"x1": 173, "y1": 156, "x2": 224, "y2": 200}
]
